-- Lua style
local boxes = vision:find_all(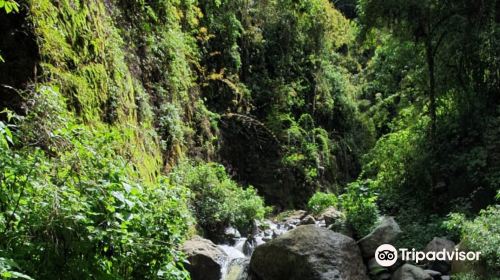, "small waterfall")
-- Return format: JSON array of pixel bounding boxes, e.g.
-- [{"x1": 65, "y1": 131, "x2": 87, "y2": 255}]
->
[
  {"x1": 217, "y1": 219, "x2": 293, "y2": 280},
  {"x1": 218, "y1": 238, "x2": 248, "y2": 280}
]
